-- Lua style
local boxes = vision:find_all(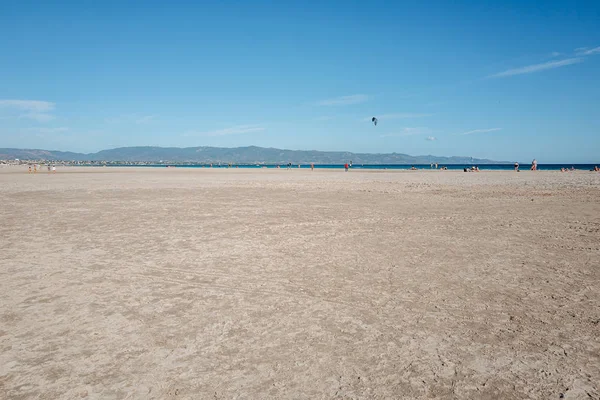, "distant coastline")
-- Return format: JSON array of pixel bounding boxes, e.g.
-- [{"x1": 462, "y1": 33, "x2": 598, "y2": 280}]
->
[{"x1": 0, "y1": 145, "x2": 510, "y2": 165}]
